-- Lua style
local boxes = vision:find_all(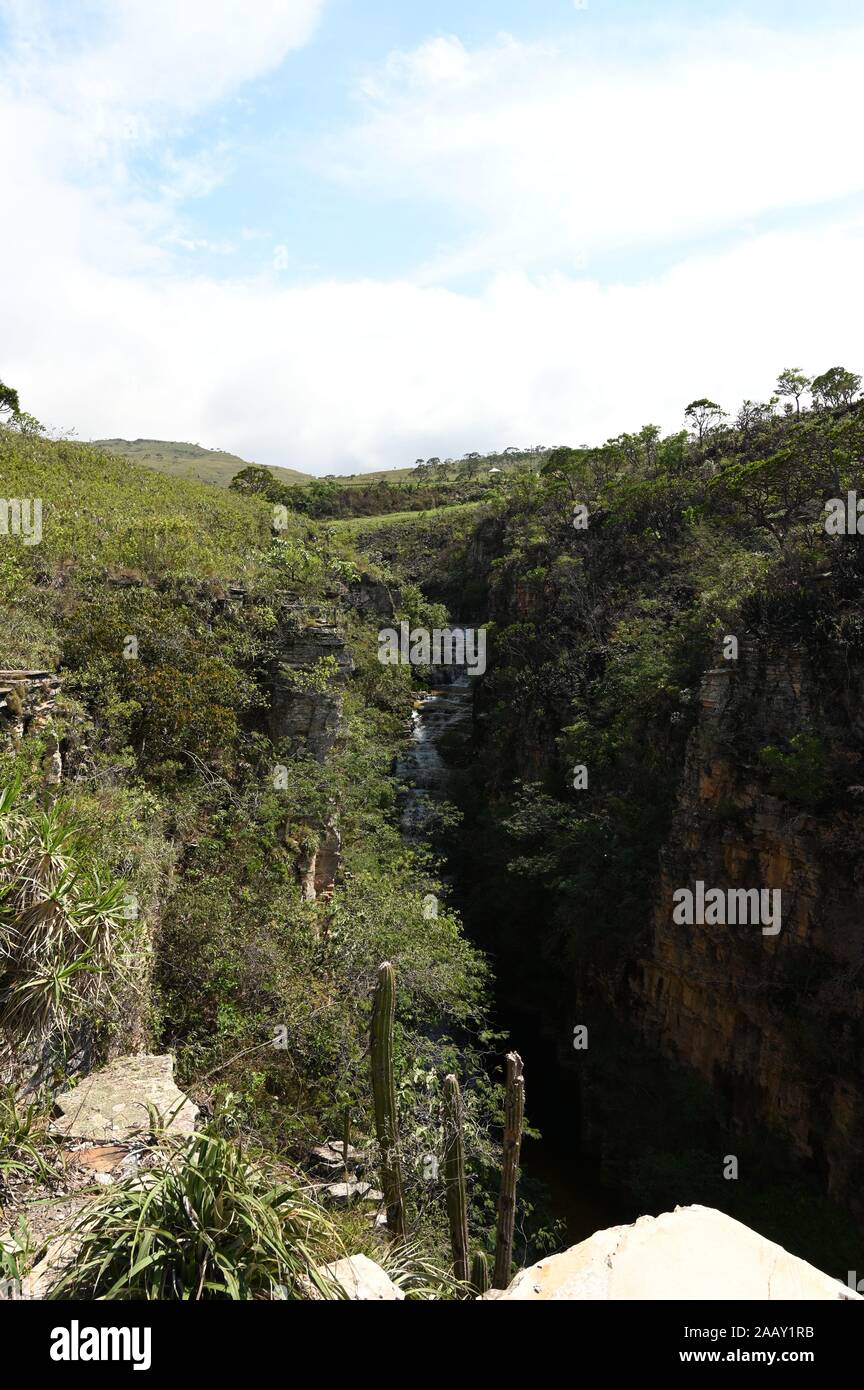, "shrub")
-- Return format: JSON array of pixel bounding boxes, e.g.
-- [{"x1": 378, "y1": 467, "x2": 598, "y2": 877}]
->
[
  {"x1": 50, "y1": 1133, "x2": 340, "y2": 1300},
  {"x1": 0, "y1": 781, "x2": 131, "y2": 1051},
  {"x1": 758, "y1": 732, "x2": 828, "y2": 811}
]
